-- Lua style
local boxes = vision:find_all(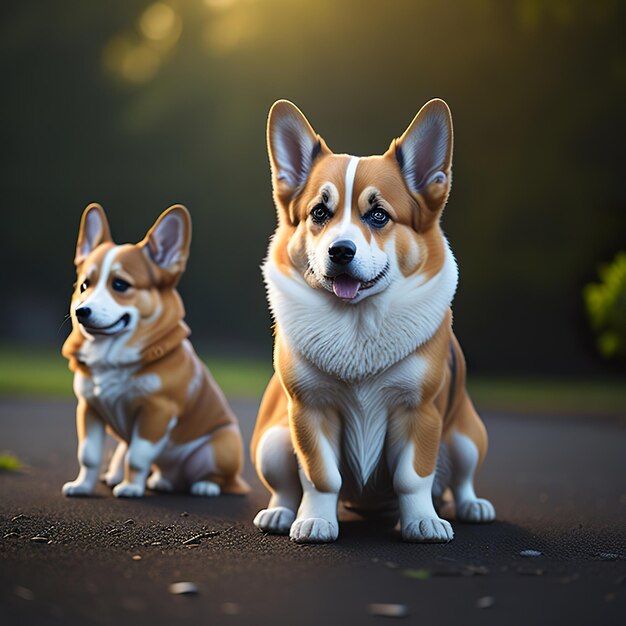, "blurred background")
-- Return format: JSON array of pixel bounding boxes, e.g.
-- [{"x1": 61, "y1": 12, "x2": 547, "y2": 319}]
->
[{"x1": 1, "y1": 0, "x2": 624, "y2": 412}]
